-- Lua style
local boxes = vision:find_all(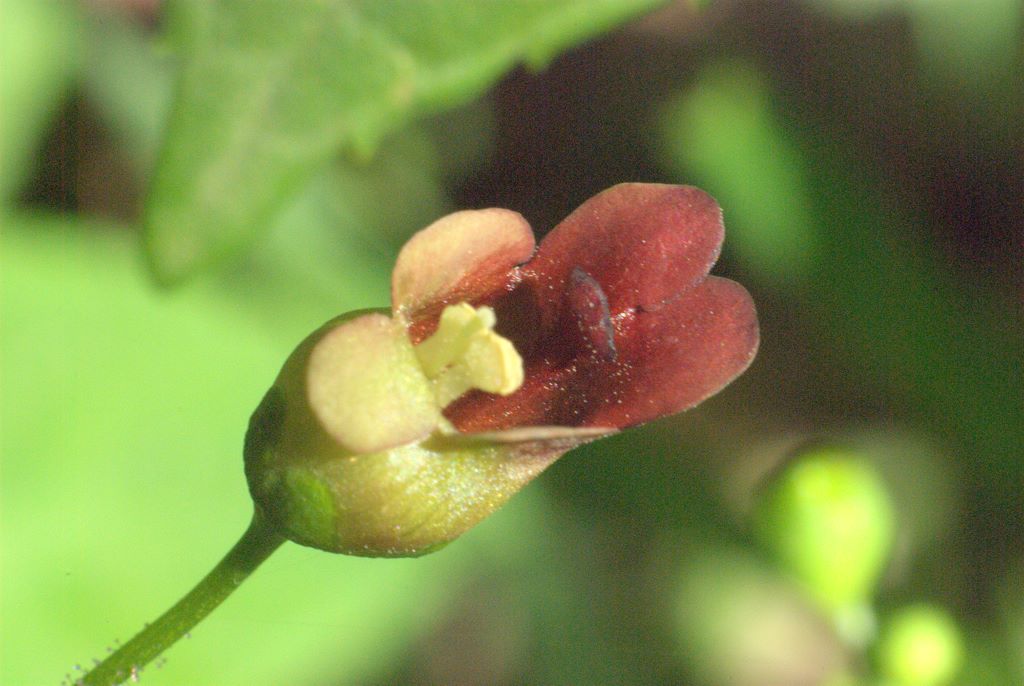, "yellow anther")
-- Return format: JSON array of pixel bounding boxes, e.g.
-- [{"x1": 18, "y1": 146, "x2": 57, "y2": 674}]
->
[
  {"x1": 414, "y1": 303, "x2": 484, "y2": 377},
  {"x1": 414, "y1": 303, "x2": 524, "y2": 408},
  {"x1": 462, "y1": 332, "x2": 523, "y2": 395}
]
